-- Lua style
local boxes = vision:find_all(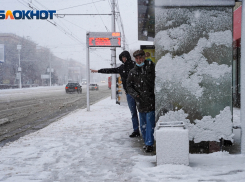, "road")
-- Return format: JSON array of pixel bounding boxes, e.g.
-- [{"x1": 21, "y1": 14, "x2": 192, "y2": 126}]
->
[{"x1": 0, "y1": 84, "x2": 111, "y2": 146}]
